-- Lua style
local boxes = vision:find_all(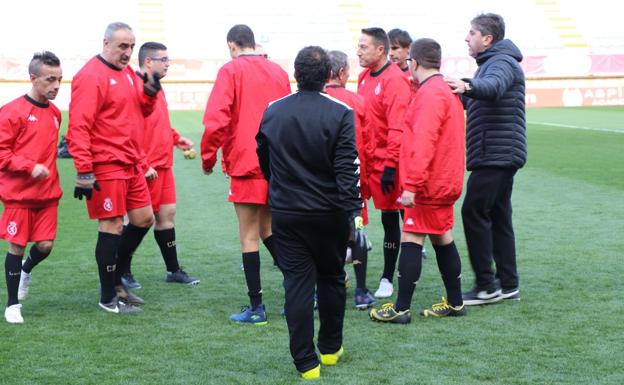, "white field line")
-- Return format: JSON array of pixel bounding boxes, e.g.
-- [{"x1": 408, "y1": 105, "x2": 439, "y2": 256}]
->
[{"x1": 528, "y1": 121, "x2": 624, "y2": 134}]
